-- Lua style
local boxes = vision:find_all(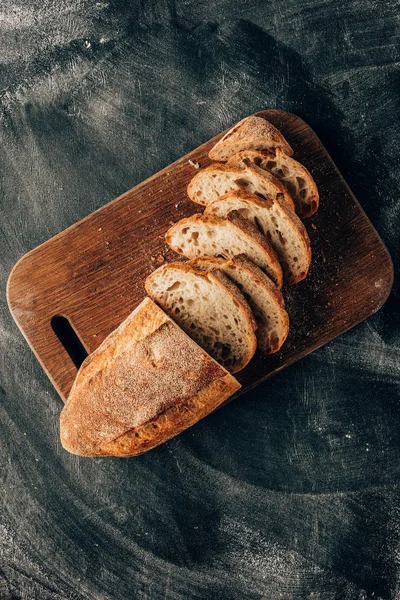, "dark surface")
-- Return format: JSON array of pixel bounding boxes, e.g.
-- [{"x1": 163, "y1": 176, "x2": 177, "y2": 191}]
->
[{"x1": 0, "y1": 1, "x2": 399, "y2": 599}]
